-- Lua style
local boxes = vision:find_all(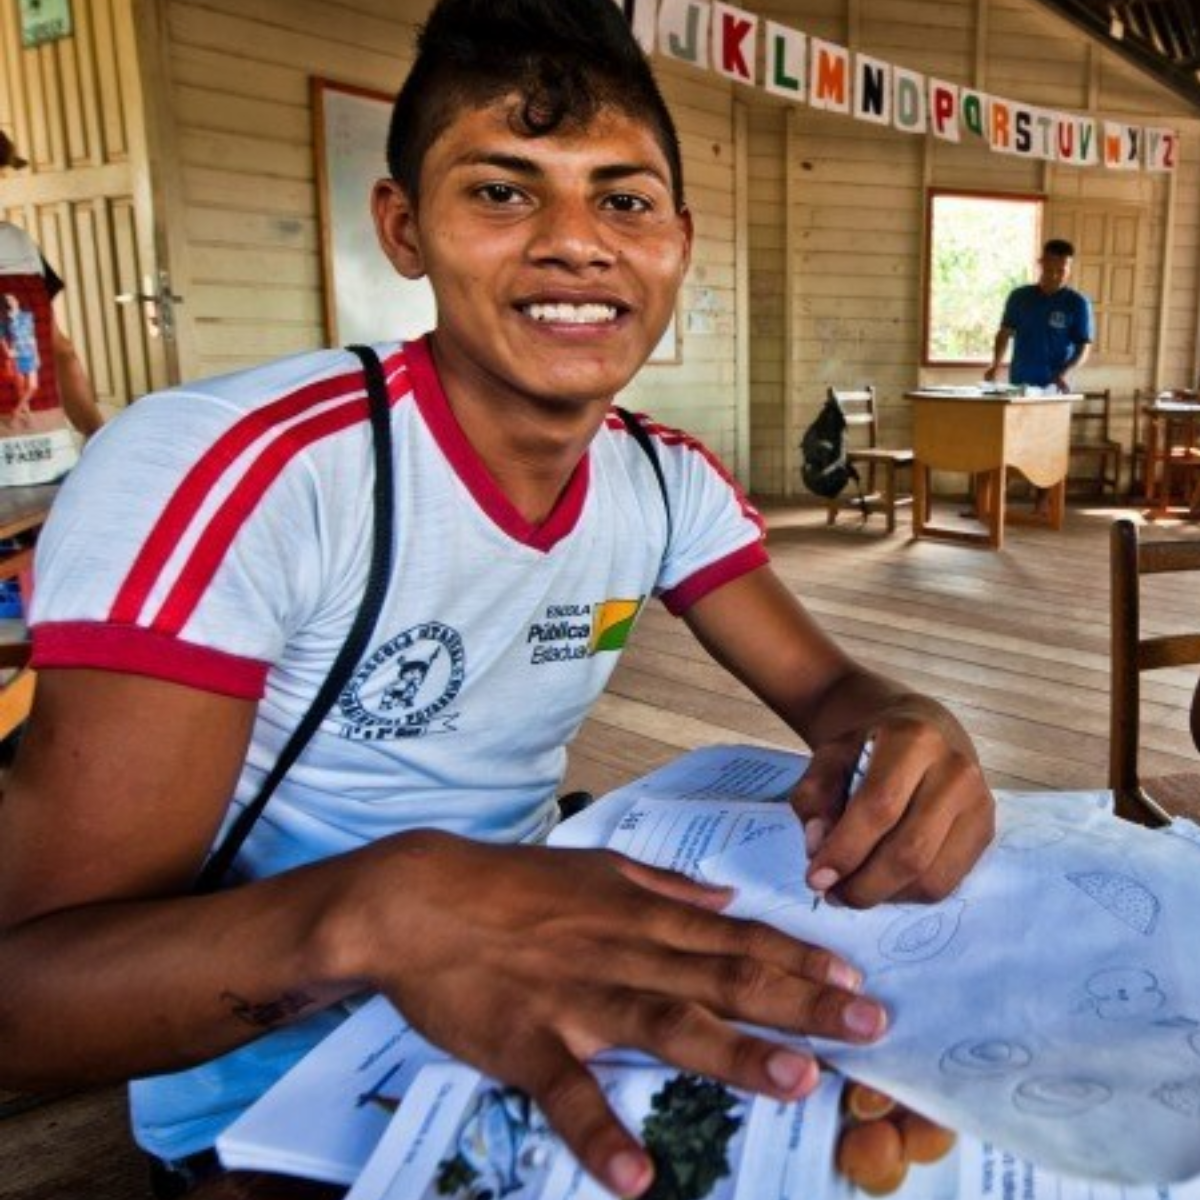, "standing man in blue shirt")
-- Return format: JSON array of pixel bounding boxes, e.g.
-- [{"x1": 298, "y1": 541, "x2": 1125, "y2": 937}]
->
[
  {"x1": 983, "y1": 238, "x2": 1094, "y2": 516},
  {"x1": 984, "y1": 238, "x2": 1094, "y2": 393}
]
